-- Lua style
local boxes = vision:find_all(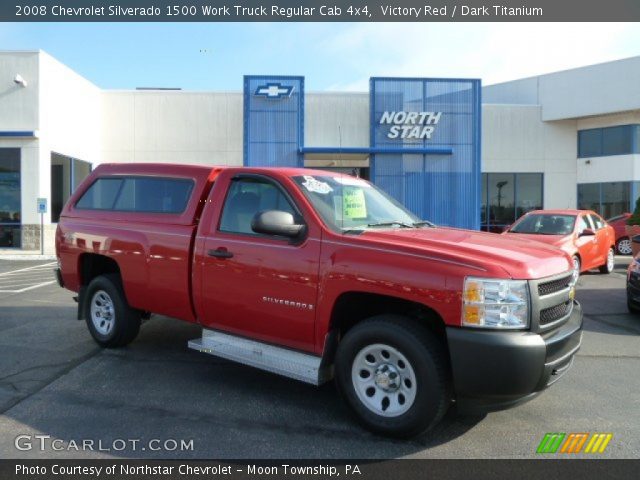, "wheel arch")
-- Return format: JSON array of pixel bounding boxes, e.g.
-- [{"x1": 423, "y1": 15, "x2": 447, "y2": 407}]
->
[
  {"x1": 77, "y1": 253, "x2": 123, "y2": 320},
  {"x1": 571, "y1": 252, "x2": 582, "y2": 271},
  {"x1": 321, "y1": 291, "x2": 448, "y2": 368}
]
